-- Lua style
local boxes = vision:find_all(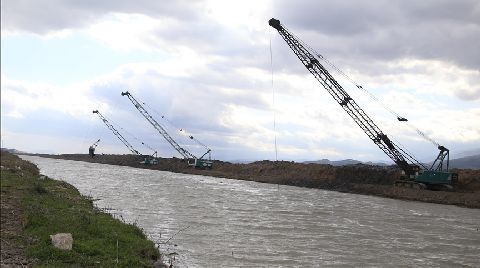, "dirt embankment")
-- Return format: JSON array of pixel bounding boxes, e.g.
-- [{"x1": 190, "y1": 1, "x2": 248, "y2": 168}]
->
[
  {"x1": 1, "y1": 153, "x2": 39, "y2": 266},
  {"x1": 1, "y1": 152, "x2": 162, "y2": 267},
  {"x1": 38, "y1": 154, "x2": 480, "y2": 208}
]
